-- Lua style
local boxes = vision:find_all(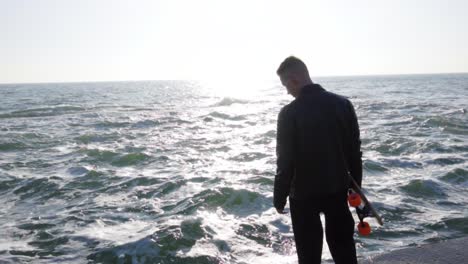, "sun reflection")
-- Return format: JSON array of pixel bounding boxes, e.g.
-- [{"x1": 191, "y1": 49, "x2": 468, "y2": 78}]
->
[{"x1": 199, "y1": 78, "x2": 273, "y2": 99}]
